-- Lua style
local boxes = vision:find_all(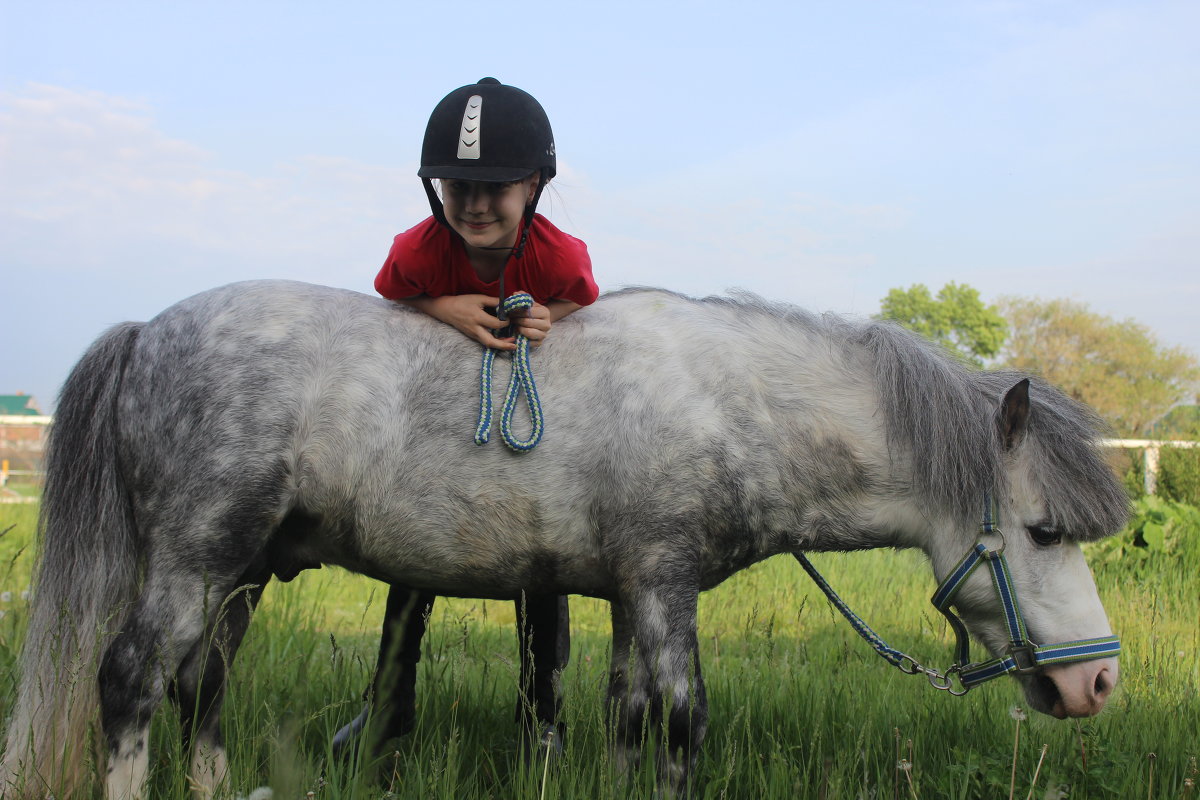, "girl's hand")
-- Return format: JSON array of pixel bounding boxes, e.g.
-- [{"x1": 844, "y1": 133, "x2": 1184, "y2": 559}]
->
[
  {"x1": 417, "y1": 294, "x2": 517, "y2": 350},
  {"x1": 509, "y1": 302, "x2": 552, "y2": 346}
]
